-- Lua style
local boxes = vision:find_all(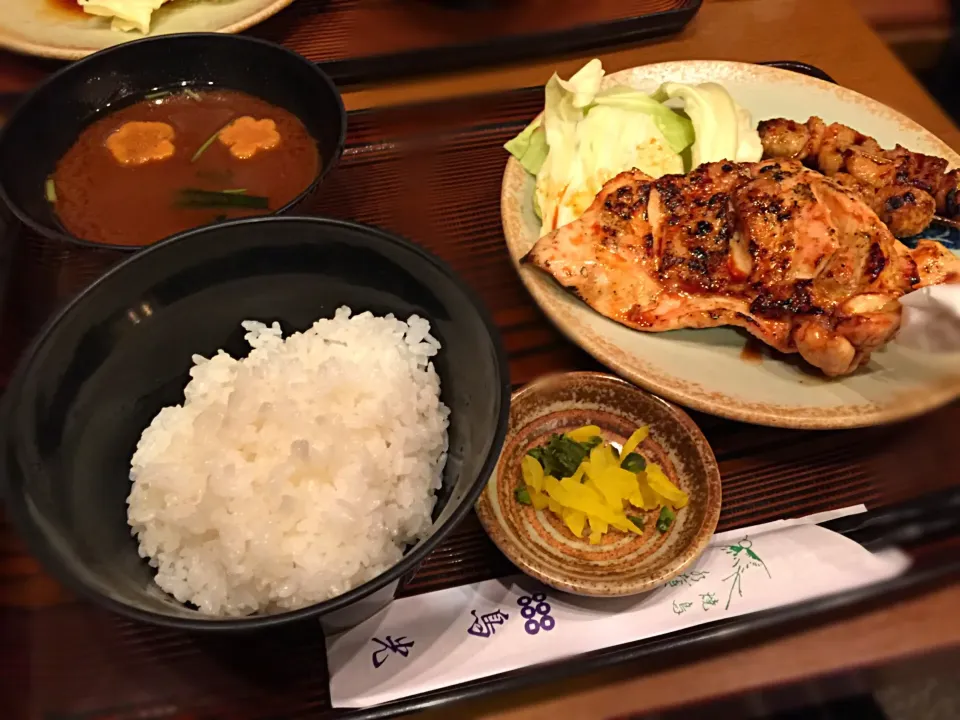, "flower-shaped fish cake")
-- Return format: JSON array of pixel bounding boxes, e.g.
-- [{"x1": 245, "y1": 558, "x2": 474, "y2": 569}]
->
[
  {"x1": 106, "y1": 121, "x2": 176, "y2": 166},
  {"x1": 218, "y1": 117, "x2": 281, "y2": 159}
]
